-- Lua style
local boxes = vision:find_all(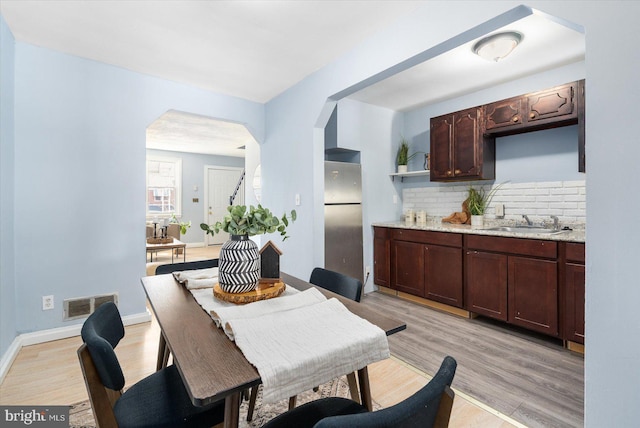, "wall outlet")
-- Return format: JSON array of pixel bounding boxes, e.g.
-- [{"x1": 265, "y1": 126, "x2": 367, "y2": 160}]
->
[
  {"x1": 295, "y1": 194, "x2": 301, "y2": 206},
  {"x1": 365, "y1": 265, "x2": 371, "y2": 275},
  {"x1": 42, "y1": 295, "x2": 54, "y2": 311},
  {"x1": 495, "y1": 203, "x2": 505, "y2": 218}
]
